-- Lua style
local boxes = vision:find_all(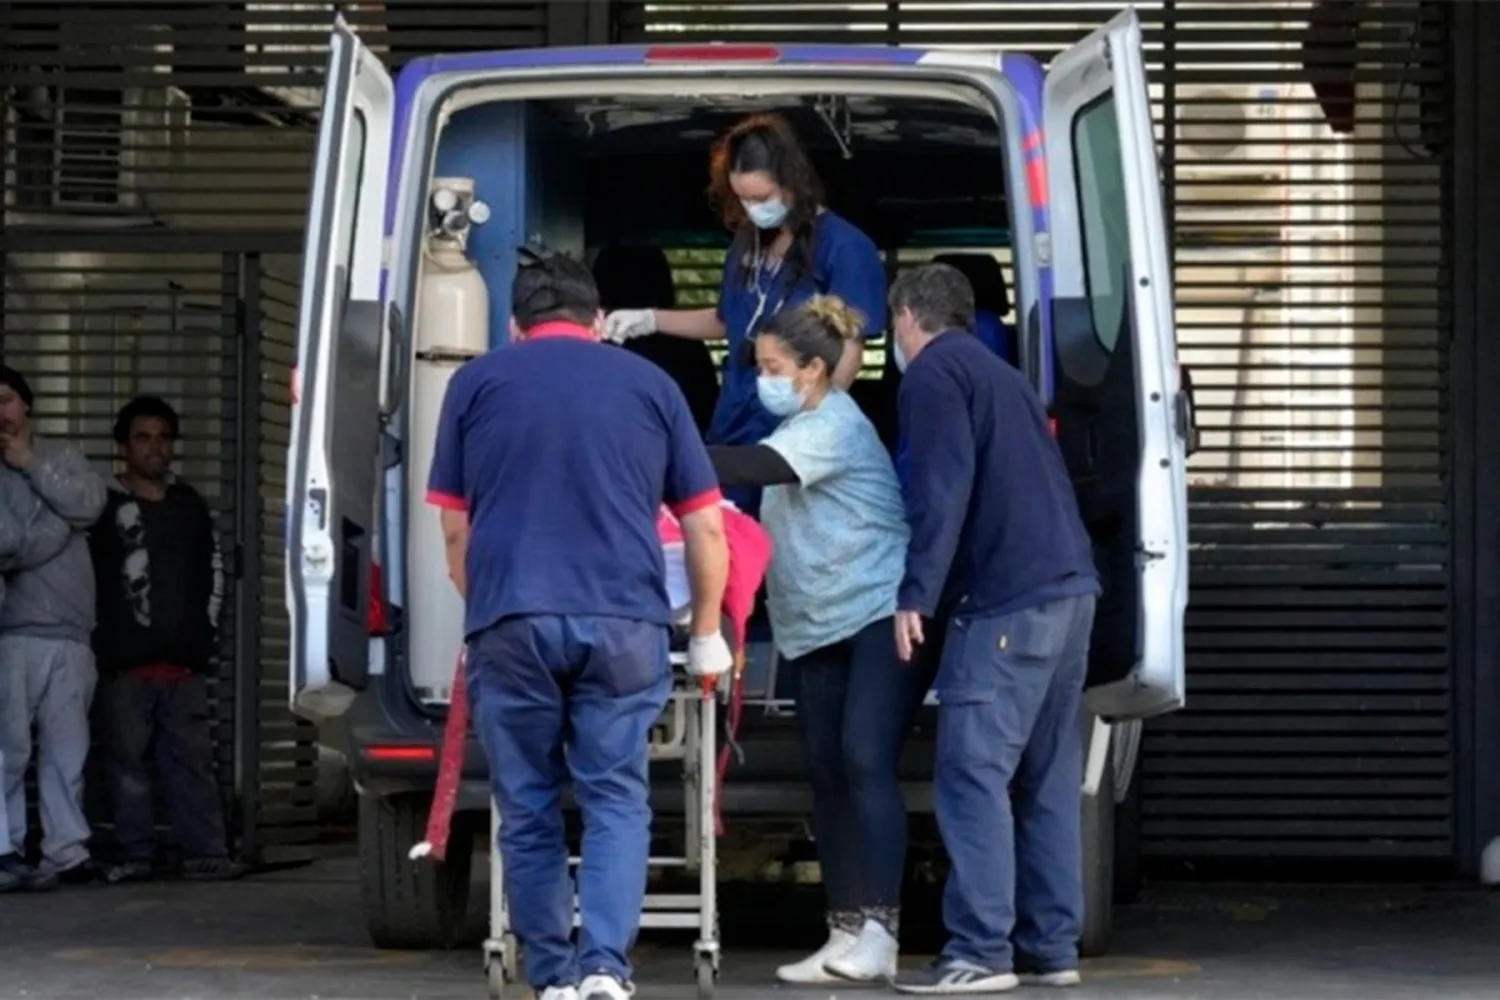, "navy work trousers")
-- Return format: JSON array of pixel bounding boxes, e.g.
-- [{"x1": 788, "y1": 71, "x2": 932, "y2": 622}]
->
[
  {"x1": 785, "y1": 615, "x2": 933, "y2": 914},
  {"x1": 467, "y1": 614, "x2": 671, "y2": 991},
  {"x1": 932, "y1": 594, "x2": 1096, "y2": 973}
]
